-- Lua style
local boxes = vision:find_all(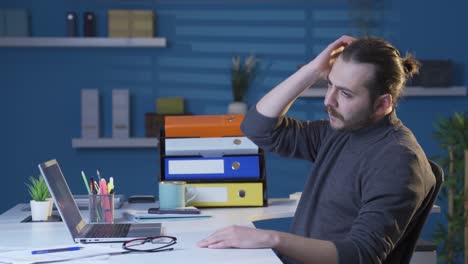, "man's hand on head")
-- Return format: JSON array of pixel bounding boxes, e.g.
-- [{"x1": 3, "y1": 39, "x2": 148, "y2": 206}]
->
[{"x1": 309, "y1": 35, "x2": 356, "y2": 80}]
